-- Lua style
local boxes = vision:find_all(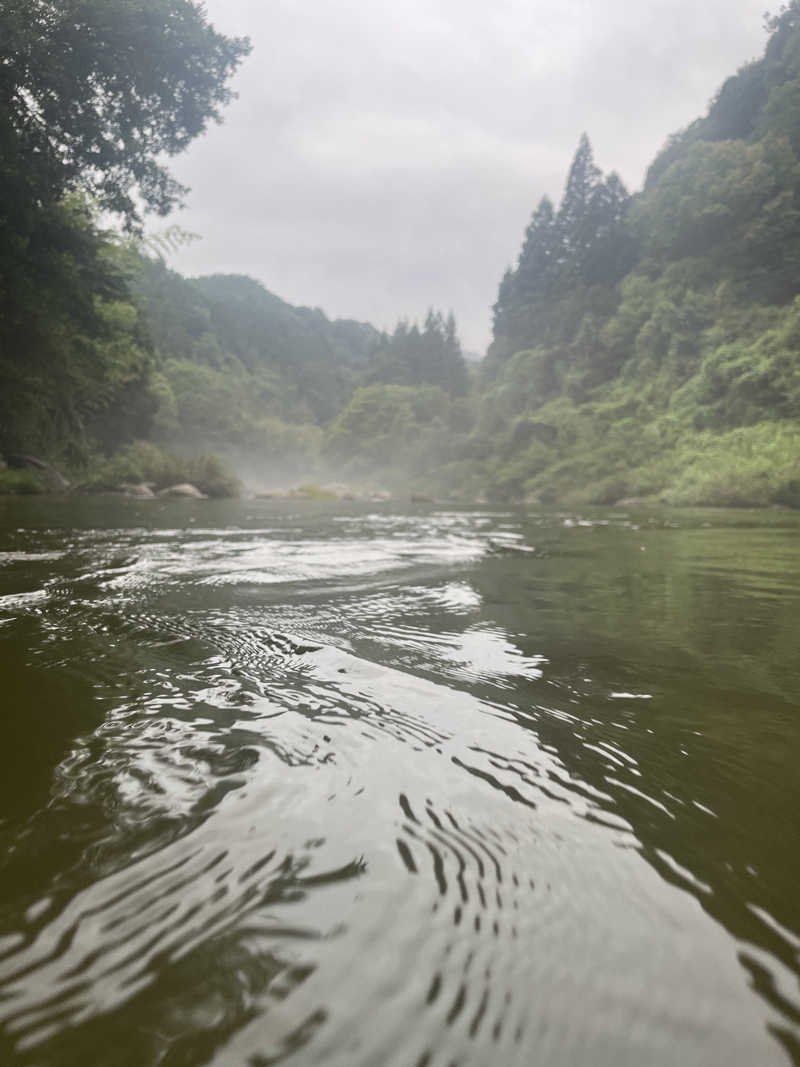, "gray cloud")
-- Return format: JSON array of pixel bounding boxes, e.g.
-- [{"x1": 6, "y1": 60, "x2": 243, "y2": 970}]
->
[{"x1": 164, "y1": 0, "x2": 768, "y2": 350}]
